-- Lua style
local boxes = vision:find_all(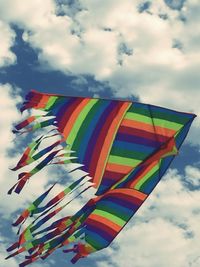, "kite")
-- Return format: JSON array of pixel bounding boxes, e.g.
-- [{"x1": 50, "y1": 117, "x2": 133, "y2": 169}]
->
[{"x1": 6, "y1": 90, "x2": 196, "y2": 266}]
